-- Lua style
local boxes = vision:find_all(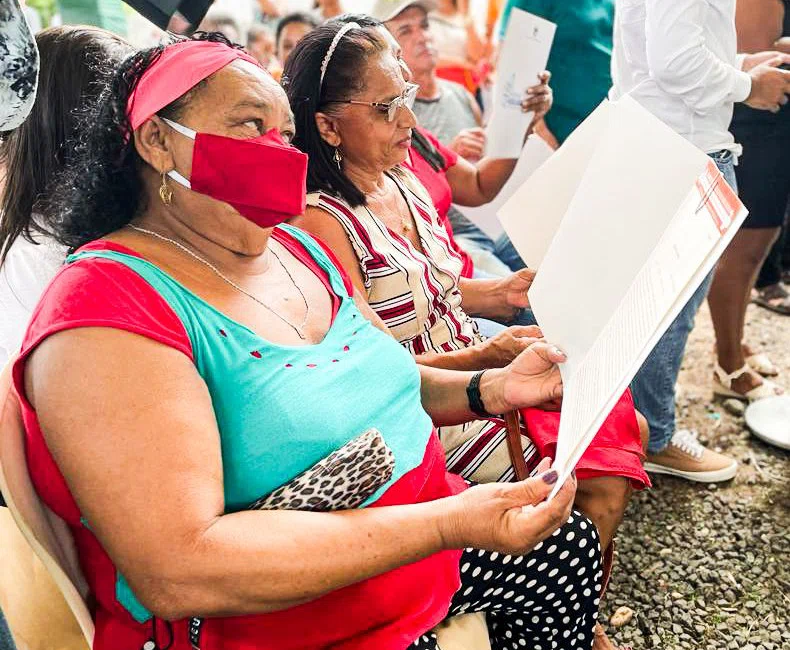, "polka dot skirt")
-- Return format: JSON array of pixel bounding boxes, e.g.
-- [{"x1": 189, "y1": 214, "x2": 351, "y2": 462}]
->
[{"x1": 410, "y1": 510, "x2": 602, "y2": 650}]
